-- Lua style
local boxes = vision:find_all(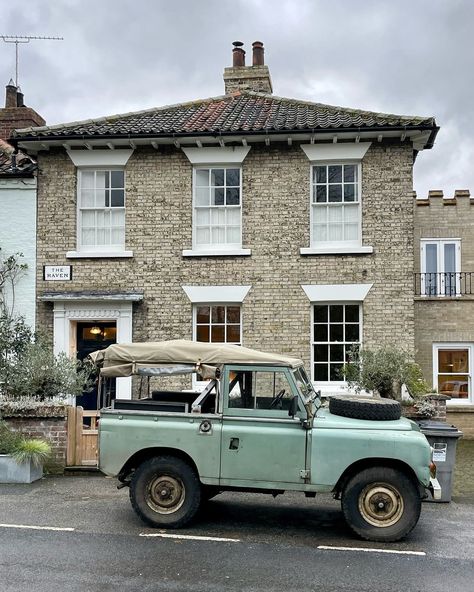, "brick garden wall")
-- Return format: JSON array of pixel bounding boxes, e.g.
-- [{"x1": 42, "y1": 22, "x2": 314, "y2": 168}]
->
[{"x1": 35, "y1": 141, "x2": 415, "y2": 384}]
